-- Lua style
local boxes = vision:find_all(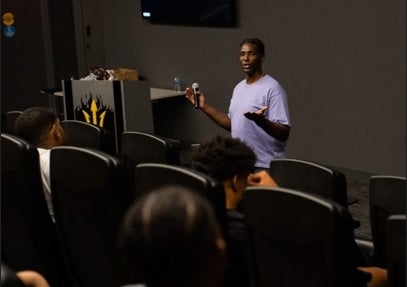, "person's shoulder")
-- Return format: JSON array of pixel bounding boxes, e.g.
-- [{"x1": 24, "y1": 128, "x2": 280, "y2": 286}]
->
[
  {"x1": 234, "y1": 78, "x2": 247, "y2": 88},
  {"x1": 262, "y1": 74, "x2": 287, "y2": 96},
  {"x1": 262, "y1": 74, "x2": 281, "y2": 86}
]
